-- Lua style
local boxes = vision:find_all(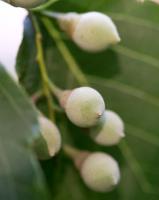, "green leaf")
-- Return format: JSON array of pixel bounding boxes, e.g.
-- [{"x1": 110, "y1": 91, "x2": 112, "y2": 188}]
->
[
  {"x1": 0, "y1": 65, "x2": 50, "y2": 200},
  {"x1": 16, "y1": 17, "x2": 41, "y2": 95},
  {"x1": 16, "y1": 0, "x2": 159, "y2": 199}
]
